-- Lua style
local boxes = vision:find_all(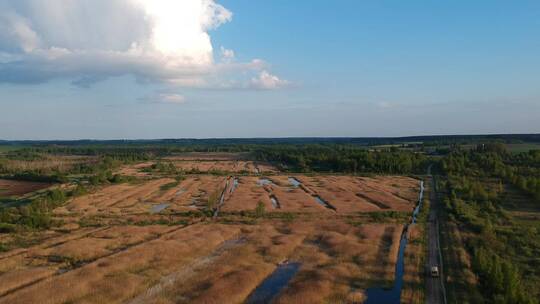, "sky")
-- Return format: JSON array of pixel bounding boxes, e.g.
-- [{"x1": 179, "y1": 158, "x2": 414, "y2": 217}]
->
[{"x1": 0, "y1": 0, "x2": 539, "y2": 140}]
